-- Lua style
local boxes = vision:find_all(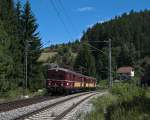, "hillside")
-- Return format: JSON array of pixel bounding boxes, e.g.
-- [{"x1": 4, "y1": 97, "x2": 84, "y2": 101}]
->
[
  {"x1": 38, "y1": 52, "x2": 57, "y2": 62},
  {"x1": 41, "y1": 10, "x2": 150, "y2": 80},
  {"x1": 39, "y1": 41, "x2": 80, "y2": 70},
  {"x1": 77, "y1": 10, "x2": 150, "y2": 79}
]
